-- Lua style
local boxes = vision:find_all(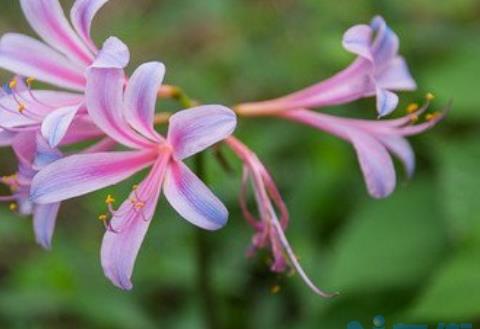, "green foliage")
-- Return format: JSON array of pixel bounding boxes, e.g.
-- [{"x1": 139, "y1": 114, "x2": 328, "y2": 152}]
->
[{"x1": 0, "y1": 0, "x2": 479, "y2": 328}]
